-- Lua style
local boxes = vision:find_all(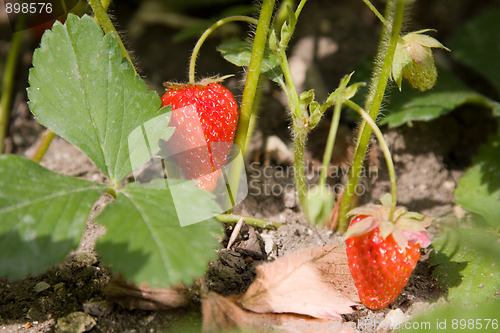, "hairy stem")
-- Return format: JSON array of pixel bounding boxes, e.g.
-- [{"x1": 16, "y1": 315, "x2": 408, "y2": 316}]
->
[
  {"x1": 88, "y1": 0, "x2": 135, "y2": 73},
  {"x1": 346, "y1": 100, "x2": 397, "y2": 219},
  {"x1": 274, "y1": 0, "x2": 309, "y2": 210},
  {"x1": 188, "y1": 16, "x2": 258, "y2": 84},
  {"x1": 338, "y1": 0, "x2": 405, "y2": 231},
  {"x1": 244, "y1": 77, "x2": 265, "y2": 151},
  {"x1": 234, "y1": 0, "x2": 275, "y2": 155},
  {"x1": 225, "y1": 0, "x2": 274, "y2": 212},
  {"x1": 361, "y1": 0, "x2": 389, "y2": 27},
  {"x1": 293, "y1": 125, "x2": 308, "y2": 209}
]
